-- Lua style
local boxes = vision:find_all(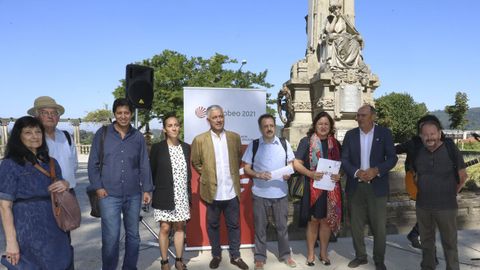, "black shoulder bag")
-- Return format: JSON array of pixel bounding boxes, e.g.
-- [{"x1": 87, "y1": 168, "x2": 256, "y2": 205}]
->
[{"x1": 87, "y1": 126, "x2": 107, "y2": 218}]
